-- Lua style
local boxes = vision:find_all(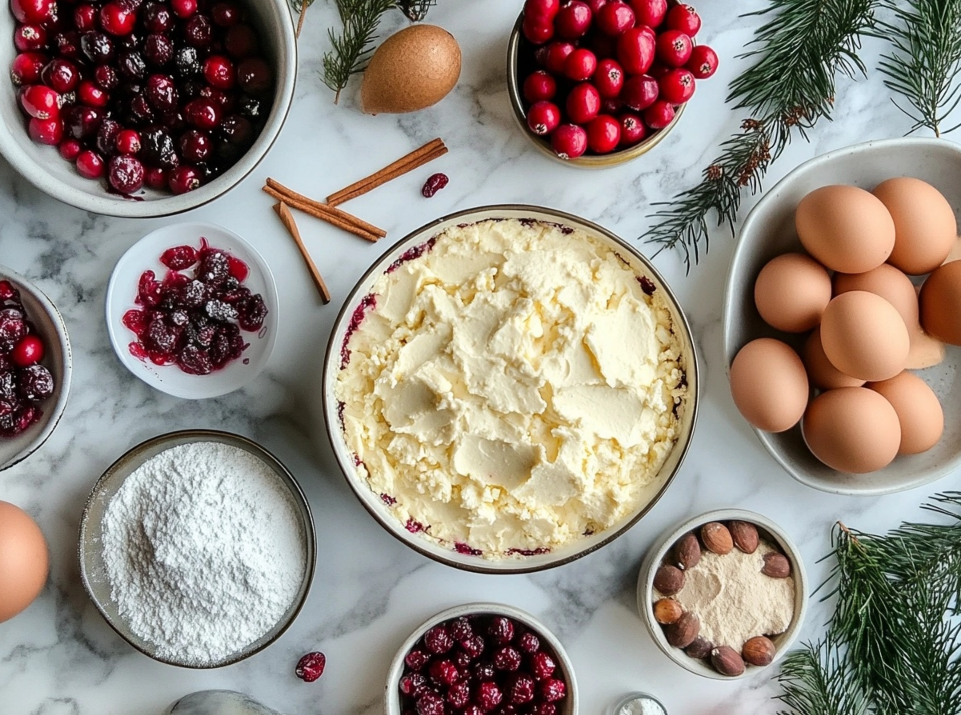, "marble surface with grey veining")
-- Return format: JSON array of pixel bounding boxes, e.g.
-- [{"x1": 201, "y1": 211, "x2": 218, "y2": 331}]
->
[{"x1": 3, "y1": 1, "x2": 960, "y2": 714}]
